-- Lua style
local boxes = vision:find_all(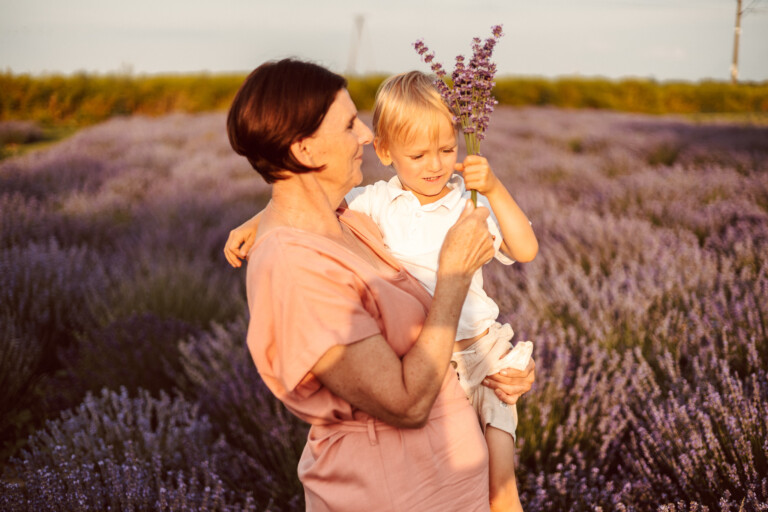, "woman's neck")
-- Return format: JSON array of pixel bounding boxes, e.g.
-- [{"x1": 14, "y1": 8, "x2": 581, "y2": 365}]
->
[{"x1": 269, "y1": 172, "x2": 346, "y2": 238}]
